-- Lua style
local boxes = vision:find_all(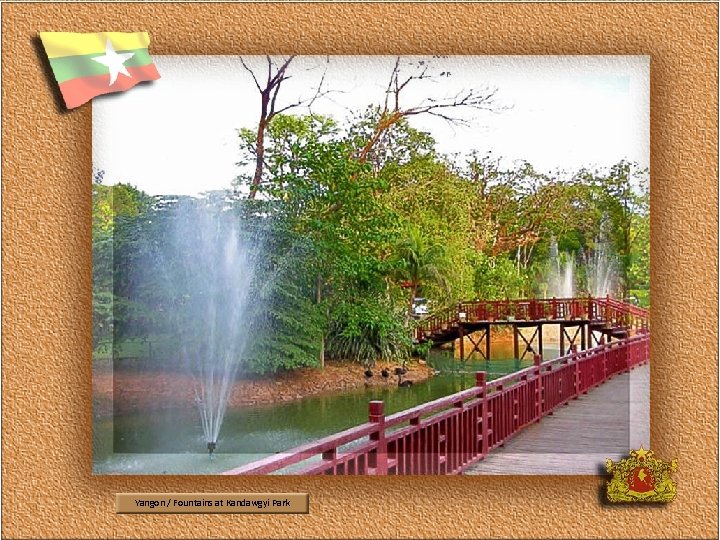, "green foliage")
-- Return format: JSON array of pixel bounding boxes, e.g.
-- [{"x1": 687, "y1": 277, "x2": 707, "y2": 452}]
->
[
  {"x1": 572, "y1": 161, "x2": 649, "y2": 297},
  {"x1": 473, "y1": 253, "x2": 528, "y2": 300},
  {"x1": 241, "y1": 213, "x2": 327, "y2": 373},
  {"x1": 347, "y1": 107, "x2": 437, "y2": 169},
  {"x1": 244, "y1": 273, "x2": 324, "y2": 373},
  {"x1": 383, "y1": 155, "x2": 477, "y2": 302},
  {"x1": 325, "y1": 297, "x2": 412, "y2": 367},
  {"x1": 411, "y1": 339, "x2": 433, "y2": 360},
  {"x1": 627, "y1": 289, "x2": 650, "y2": 308},
  {"x1": 237, "y1": 114, "x2": 411, "y2": 366},
  {"x1": 393, "y1": 225, "x2": 451, "y2": 313},
  {"x1": 92, "y1": 176, "x2": 154, "y2": 347},
  {"x1": 94, "y1": 103, "x2": 650, "y2": 376}
]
